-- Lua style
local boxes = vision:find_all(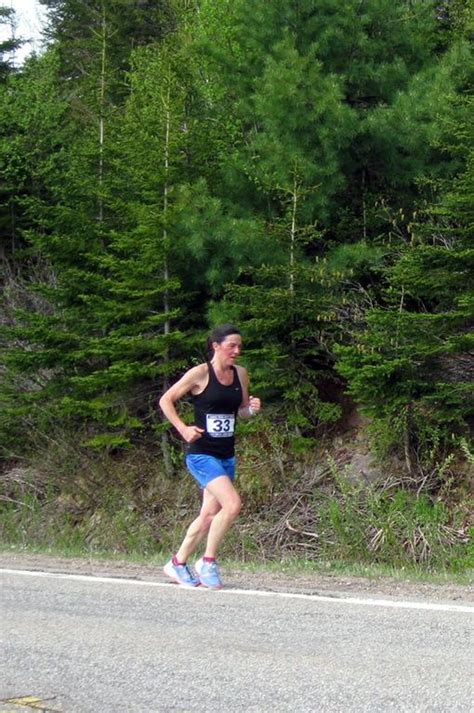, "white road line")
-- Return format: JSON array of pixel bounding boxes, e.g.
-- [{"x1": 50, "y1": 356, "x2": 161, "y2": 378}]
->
[{"x1": 1, "y1": 568, "x2": 473, "y2": 614}]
